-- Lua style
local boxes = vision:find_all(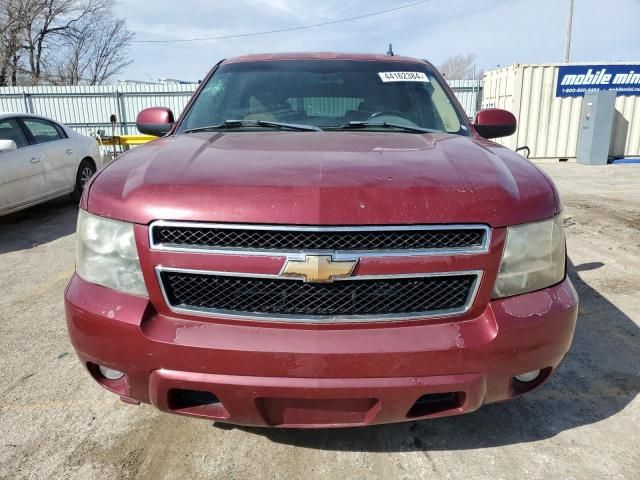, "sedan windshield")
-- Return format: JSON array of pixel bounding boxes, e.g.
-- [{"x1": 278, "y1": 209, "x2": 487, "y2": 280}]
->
[{"x1": 177, "y1": 60, "x2": 467, "y2": 134}]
